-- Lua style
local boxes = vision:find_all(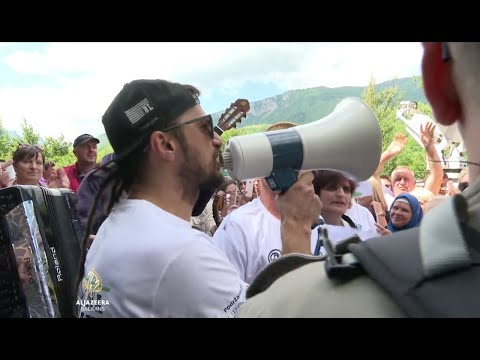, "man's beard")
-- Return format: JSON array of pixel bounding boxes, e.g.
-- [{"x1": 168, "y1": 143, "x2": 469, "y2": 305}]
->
[
  {"x1": 178, "y1": 145, "x2": 224, "y2": 216},
  {"x1": 191, "y1": 159, "x2": 224, "y2": 216}
]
